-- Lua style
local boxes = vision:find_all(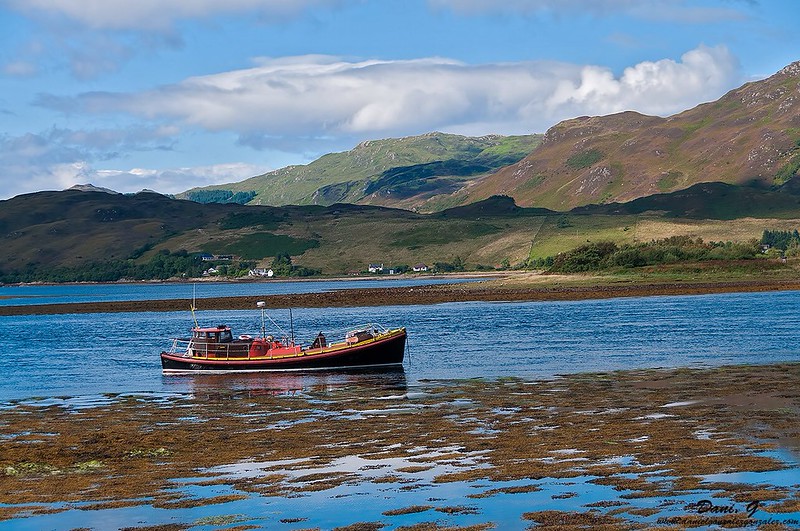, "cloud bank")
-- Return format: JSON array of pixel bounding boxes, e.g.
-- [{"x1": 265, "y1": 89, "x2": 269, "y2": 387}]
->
[
  {"x1": 43, "y1": 45, "x2": 739, "y2": 144},
  {"x1": 0, "y1": 127, "x2": 266, "y2": 198}
]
